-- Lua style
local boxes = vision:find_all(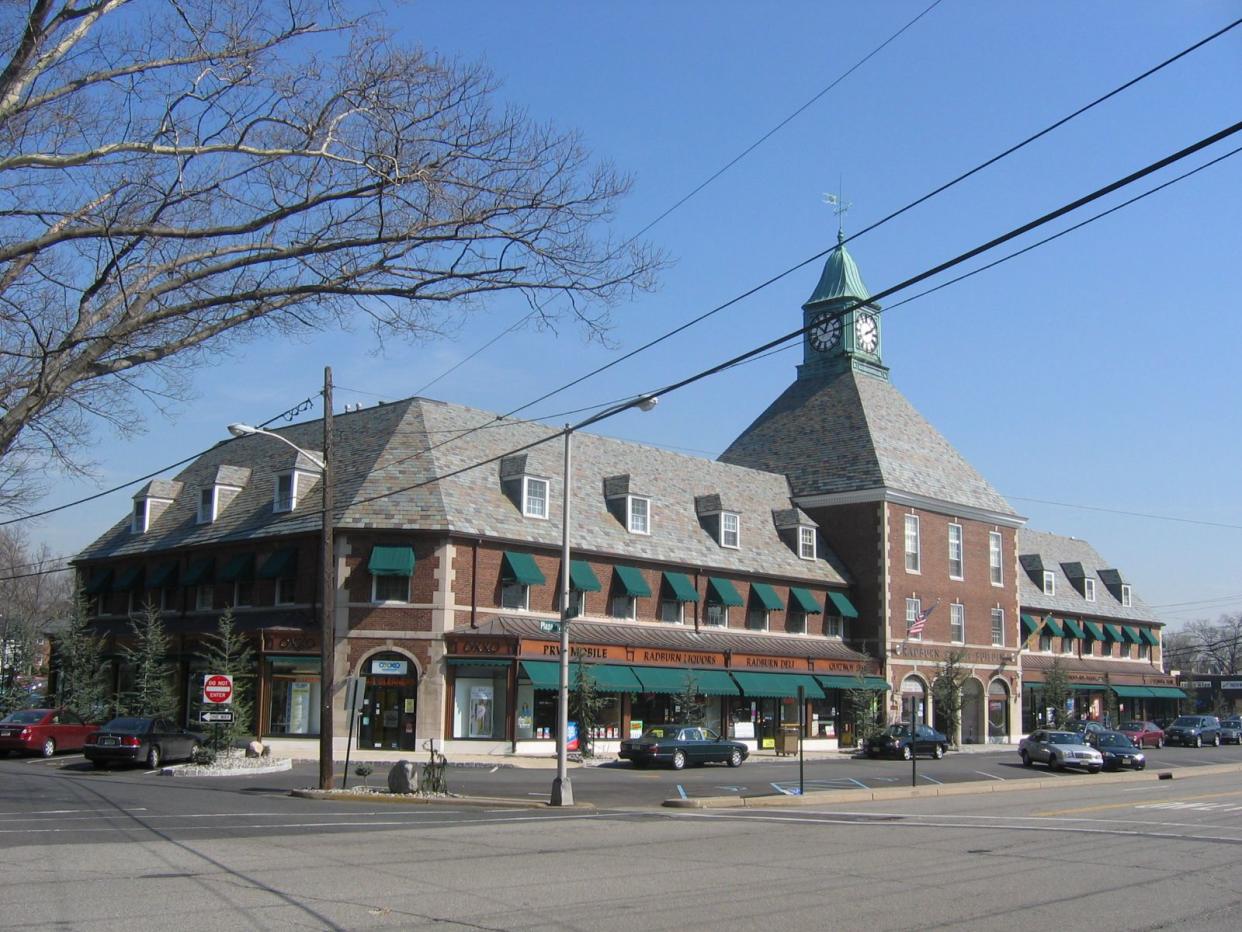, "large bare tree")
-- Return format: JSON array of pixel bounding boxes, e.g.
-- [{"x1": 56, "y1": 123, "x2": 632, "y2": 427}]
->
[
  {"x1": 0, "y1": 0, "x2": 660, "y2": 508},
  {"x1": 0, "y1": 527, "x2": 71, "y2": 709},
  {"x1": 1170, "y1": 616, "x2": 1242, "y2": 675}
]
